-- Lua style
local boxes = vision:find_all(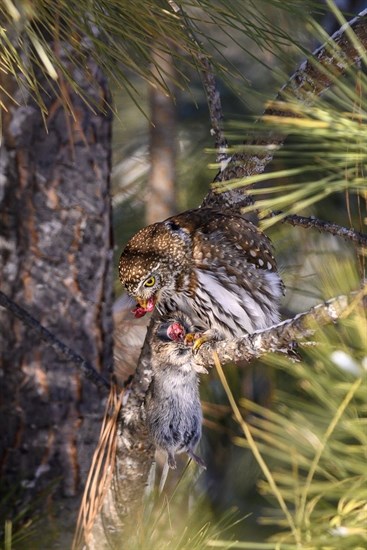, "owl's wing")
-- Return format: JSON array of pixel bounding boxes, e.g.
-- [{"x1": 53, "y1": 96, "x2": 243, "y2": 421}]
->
[{"x1": 191, "y1": 209, "x2": 278, "y2": 274}]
